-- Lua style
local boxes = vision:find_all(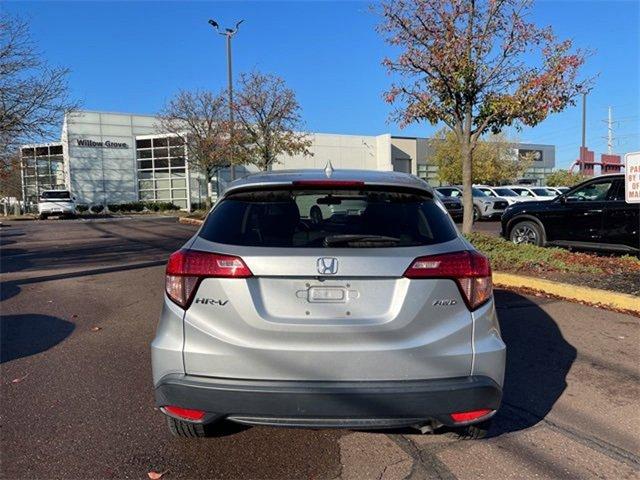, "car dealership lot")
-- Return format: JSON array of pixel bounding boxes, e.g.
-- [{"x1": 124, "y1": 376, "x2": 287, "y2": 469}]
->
[{"x1": 1, "y1": 217, "x2": 638, "y2": 479}]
